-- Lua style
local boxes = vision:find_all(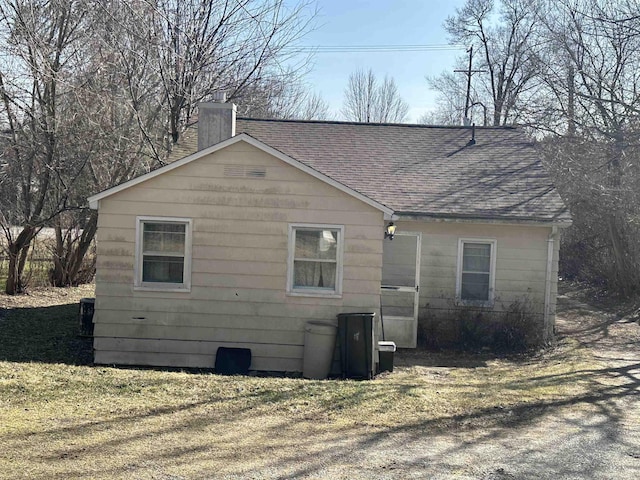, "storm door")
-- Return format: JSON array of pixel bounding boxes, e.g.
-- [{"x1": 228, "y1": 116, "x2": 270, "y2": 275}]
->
[{"x1": 381, "y1": 231, "x2": 421, "y2": 348}]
